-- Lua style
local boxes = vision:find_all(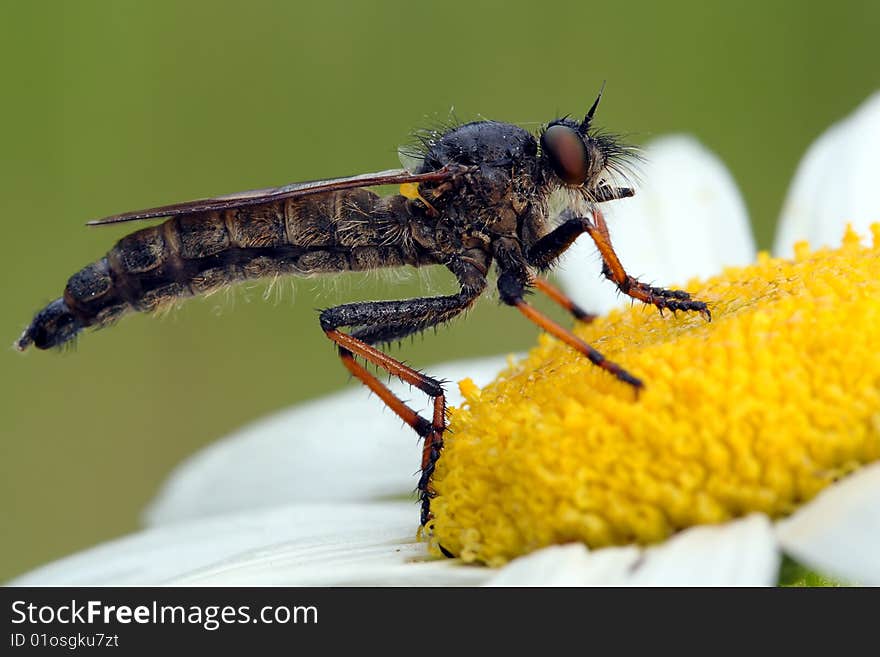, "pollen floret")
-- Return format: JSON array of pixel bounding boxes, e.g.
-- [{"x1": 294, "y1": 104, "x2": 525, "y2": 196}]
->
[{"x1": 430, "y1": 226, "x2": 880, "y2": 565}]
